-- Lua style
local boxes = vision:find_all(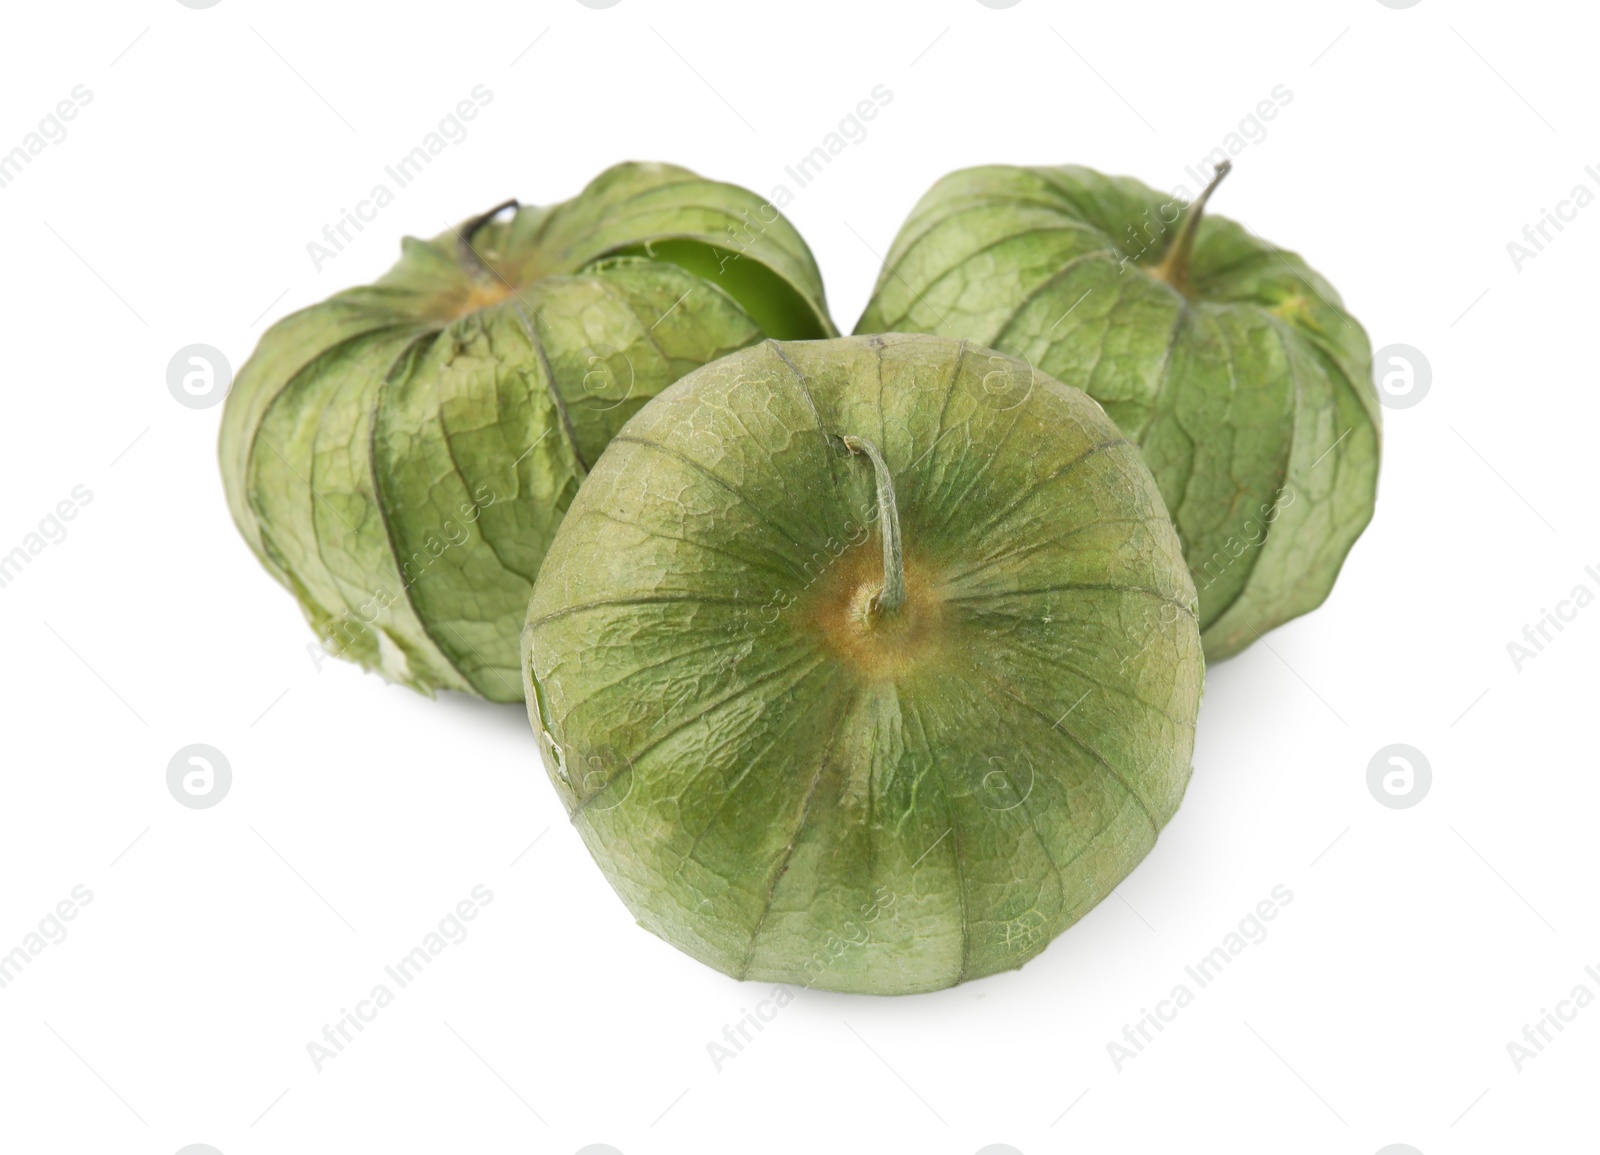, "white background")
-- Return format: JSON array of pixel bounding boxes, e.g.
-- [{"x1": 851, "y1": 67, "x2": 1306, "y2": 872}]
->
[{"x1": 0, "y1": 1, "x2": 1594, "y2": 1153}]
